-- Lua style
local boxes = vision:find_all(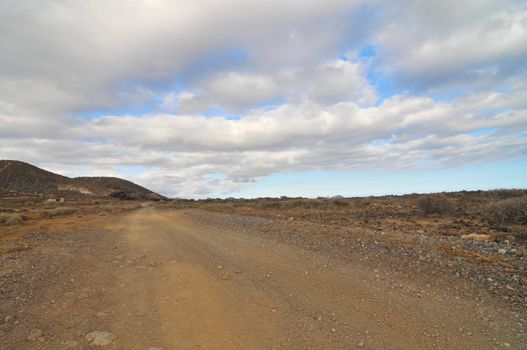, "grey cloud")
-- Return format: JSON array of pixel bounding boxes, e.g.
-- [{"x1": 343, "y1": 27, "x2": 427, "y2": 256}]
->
[
  {"x1": 374, "y1": 0, "x2": 527, "y2": 91},
  {"x1": 1, "y1": 0, "x2": 526, "y2": 197},
  {"x1": 166, "y1": 59, "x2": 377, "y2": 114}
]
